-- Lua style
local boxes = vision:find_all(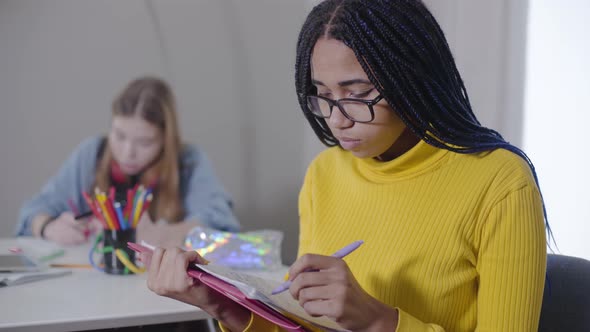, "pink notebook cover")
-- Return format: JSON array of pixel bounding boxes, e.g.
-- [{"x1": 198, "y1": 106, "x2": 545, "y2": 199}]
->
[{"x1": 127, "y1": 242, "x2": 305, "y2": 331}]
